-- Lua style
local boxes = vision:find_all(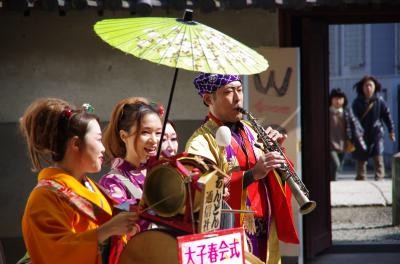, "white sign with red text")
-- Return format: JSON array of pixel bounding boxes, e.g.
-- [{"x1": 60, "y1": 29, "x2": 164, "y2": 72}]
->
[{"x1": 177, "y1": 228, "x2": 245, "y2": 264}]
